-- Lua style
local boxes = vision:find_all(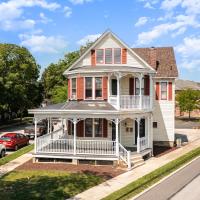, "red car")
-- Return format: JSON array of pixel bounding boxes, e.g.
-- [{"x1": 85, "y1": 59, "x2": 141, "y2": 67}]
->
[{"x1": 0, "y1": 133, "x2": 29, "y2": 151}]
